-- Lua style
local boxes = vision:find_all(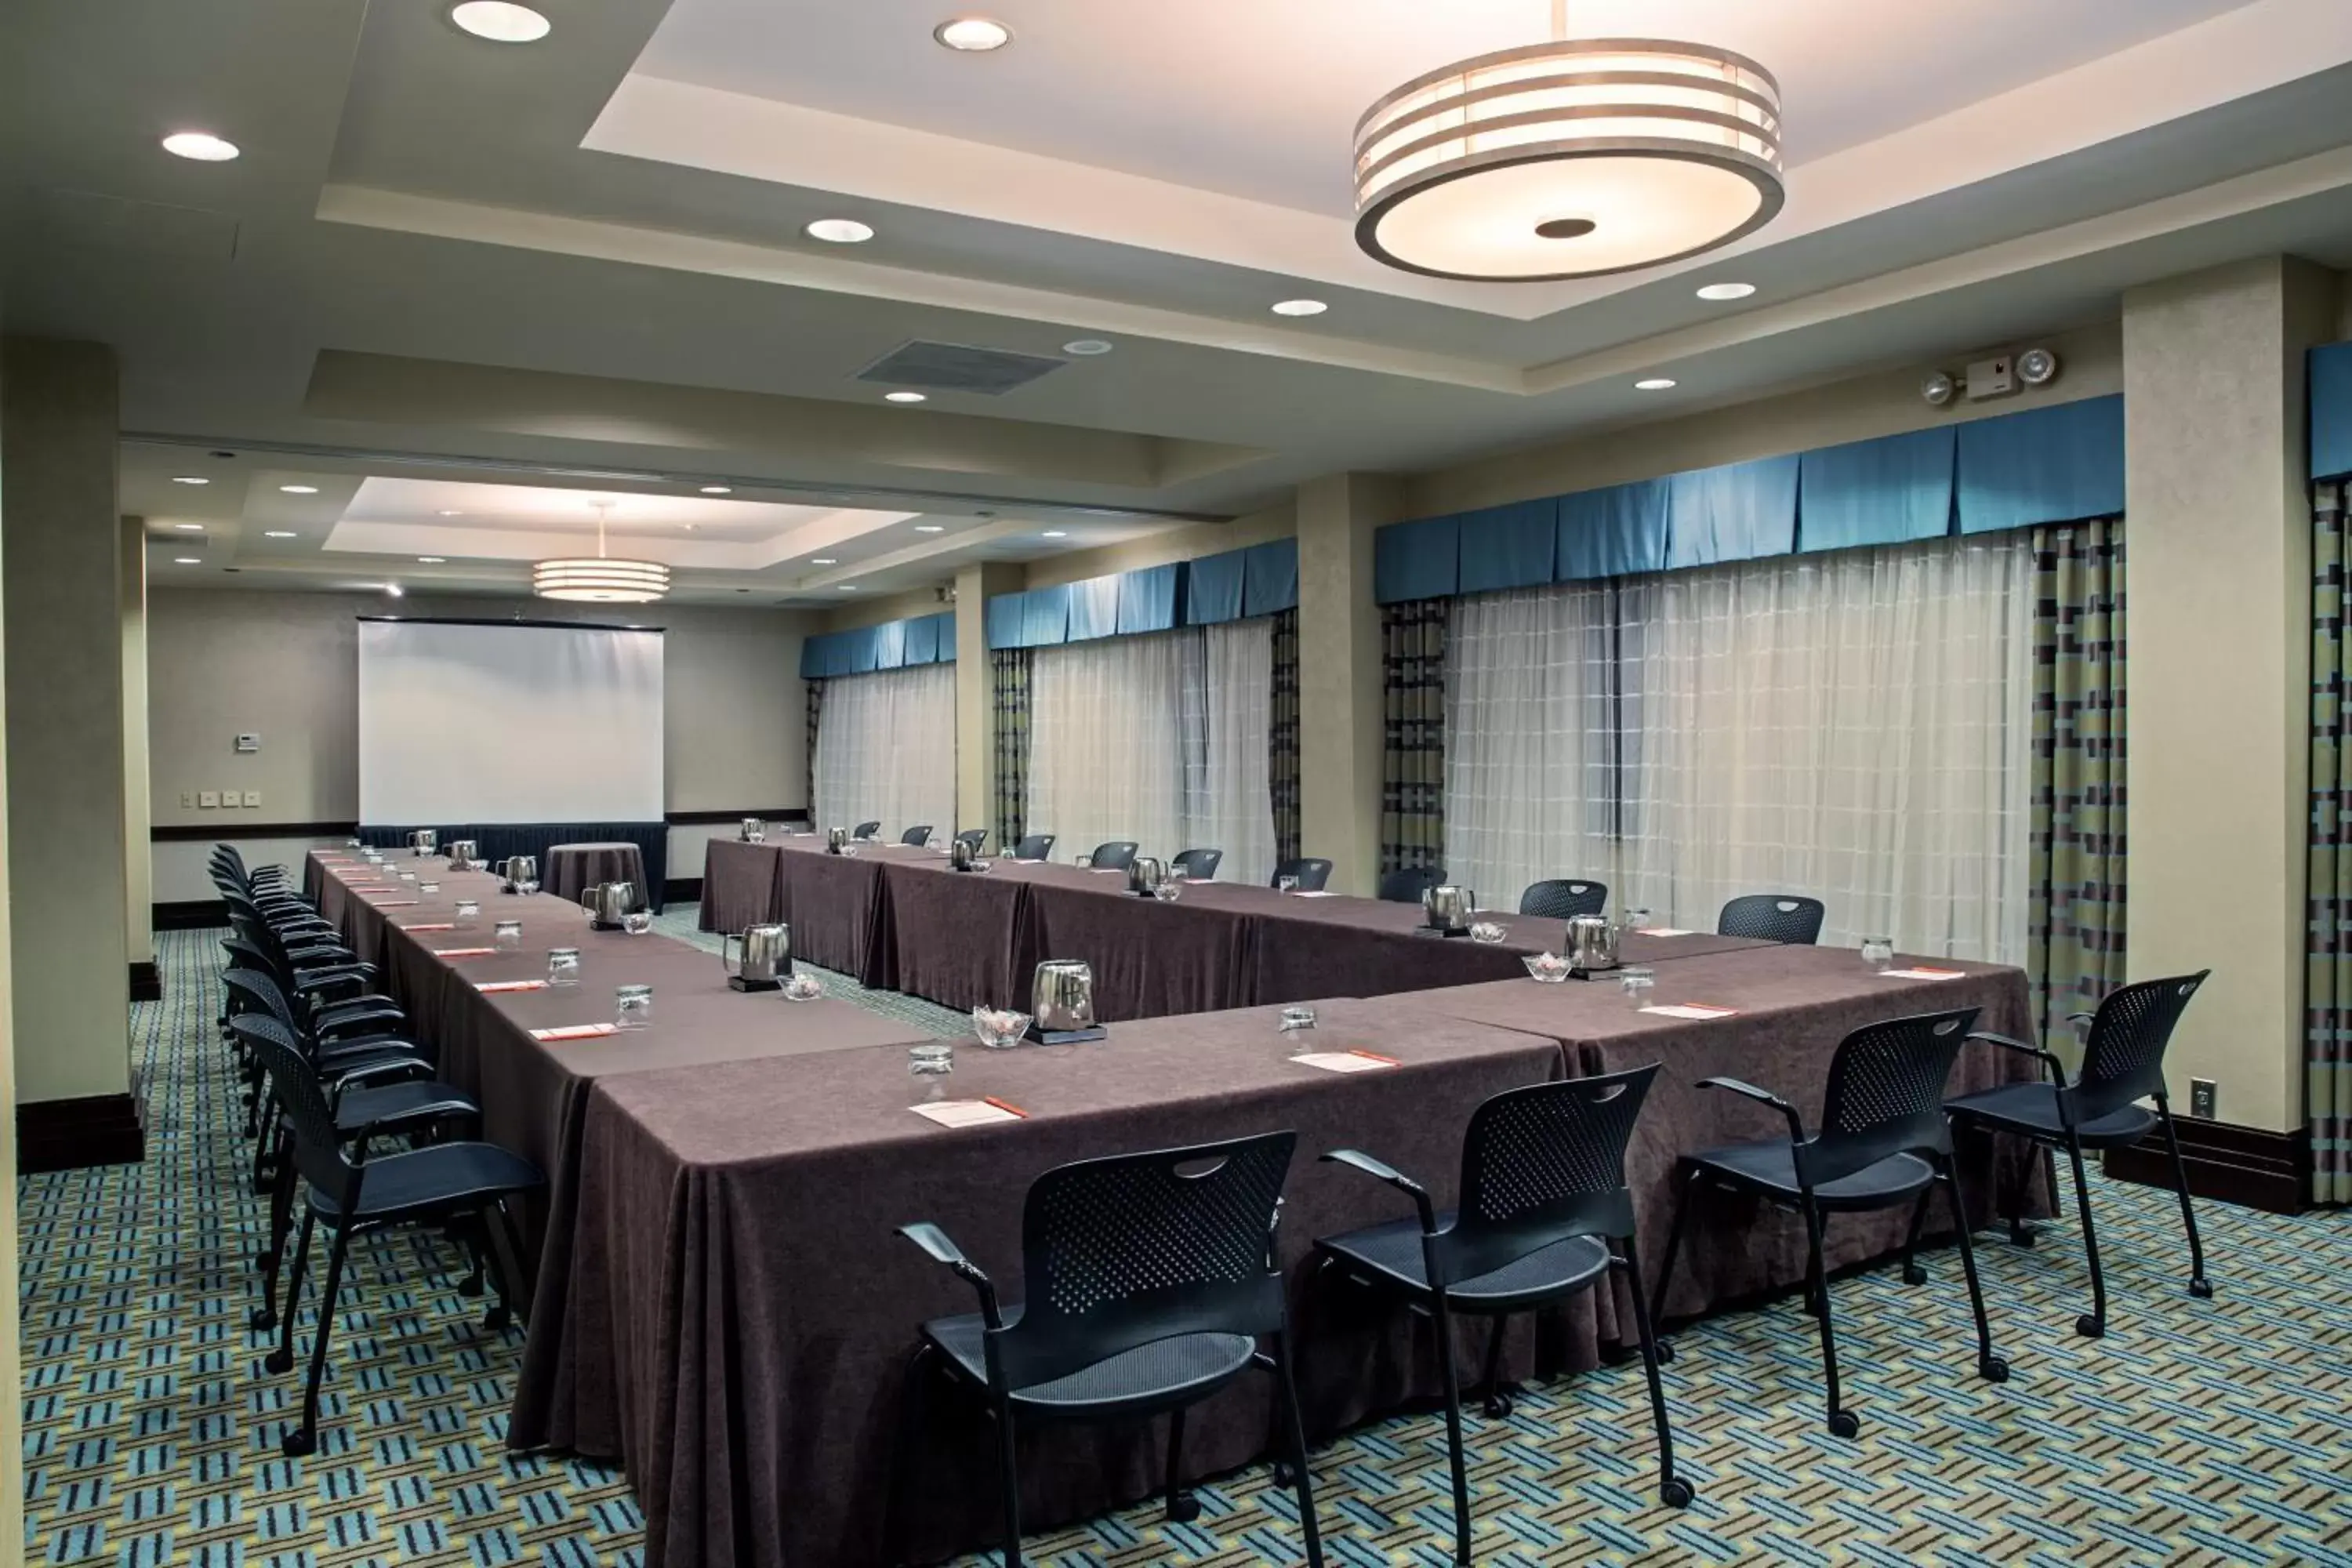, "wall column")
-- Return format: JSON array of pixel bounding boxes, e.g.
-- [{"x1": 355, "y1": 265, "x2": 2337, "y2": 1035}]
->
[
  {"x1": 1295, "y1": 473, "x2": 1398, "y2": 895},
  {"x1": 122, "y1": 514, "x2": 154, "y2": 1000},
  {"x1": 2, "y1": 337, "x2": 137, "y2": 1167},
  {"x1": 953, "y1": 561, "x2": 1023, "y2": 848},
  {"x1": 0, "y1": 305, "x2": 29, "y2": 1558},
  {"x1": 2124, "y1": 256, "x2": 2339, "y2": 1134}
]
